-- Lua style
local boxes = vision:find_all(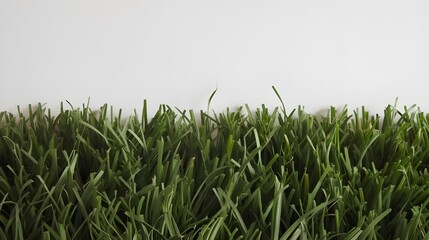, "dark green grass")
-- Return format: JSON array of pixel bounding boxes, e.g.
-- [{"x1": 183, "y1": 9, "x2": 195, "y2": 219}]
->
[{"x1": 1, "y1": 98, "x2": 429, "y2": 239}]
